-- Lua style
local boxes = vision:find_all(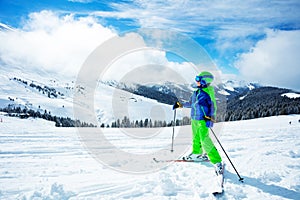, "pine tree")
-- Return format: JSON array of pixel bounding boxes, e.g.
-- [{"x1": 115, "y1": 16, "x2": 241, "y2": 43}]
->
[
  {"x1": 139, "y1": 120, "x2": 143, "y2": 127},
  {"x1": 144, "y1": 118, "x2": 149, "y2": 127}
]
